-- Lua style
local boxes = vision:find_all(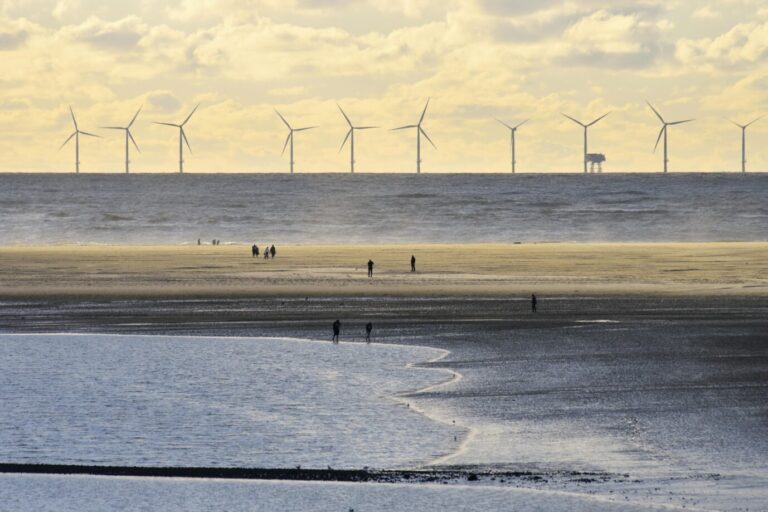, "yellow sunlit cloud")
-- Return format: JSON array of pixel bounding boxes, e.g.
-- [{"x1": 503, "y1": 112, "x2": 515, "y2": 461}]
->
[{"x1": 0, "y1": 0, "x2": 767, "y2": 173}]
